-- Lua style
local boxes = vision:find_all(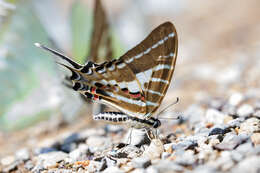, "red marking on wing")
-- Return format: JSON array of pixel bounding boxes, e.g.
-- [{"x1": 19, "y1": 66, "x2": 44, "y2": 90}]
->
[
  {"x1": 91, "y1": 87, "x2": 96, "y2": 93},
  {"x1": 130, "y1": 93, "x2": 141, "y2": 98},
  {"x1": 93, "y1": 94, "x2": 99, "y2": 100}
]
